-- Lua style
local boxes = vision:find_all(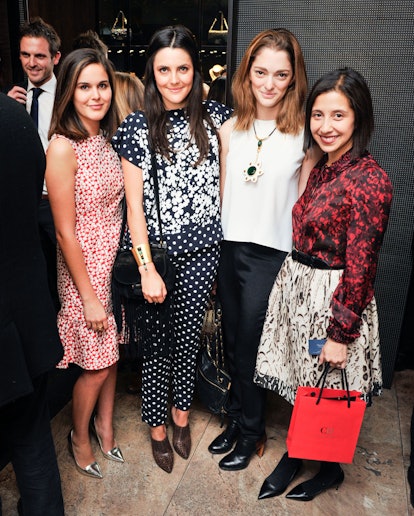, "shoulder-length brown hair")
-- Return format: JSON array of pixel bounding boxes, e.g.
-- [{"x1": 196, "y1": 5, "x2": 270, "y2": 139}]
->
[
  {"x1": 232, "y1": 28, "x2": 307, "y2": 135},
  {"x1": 144, "y1": 25, "x2": 213, "y2": 164},
  {"x1": 49, "y1": 48, "x2": 117, "y2": 141},
  {"x1": 114, "y1": 71, "x2": 144, "y2": 124}
]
